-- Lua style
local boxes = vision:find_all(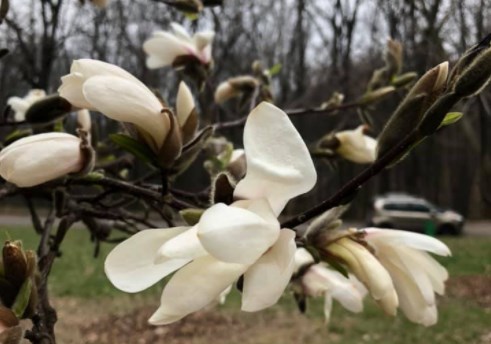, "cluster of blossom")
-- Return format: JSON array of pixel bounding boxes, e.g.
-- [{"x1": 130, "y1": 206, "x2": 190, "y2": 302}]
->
[{"x1": 0, "y1": 22, "x2": 451, "y2": 328}]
